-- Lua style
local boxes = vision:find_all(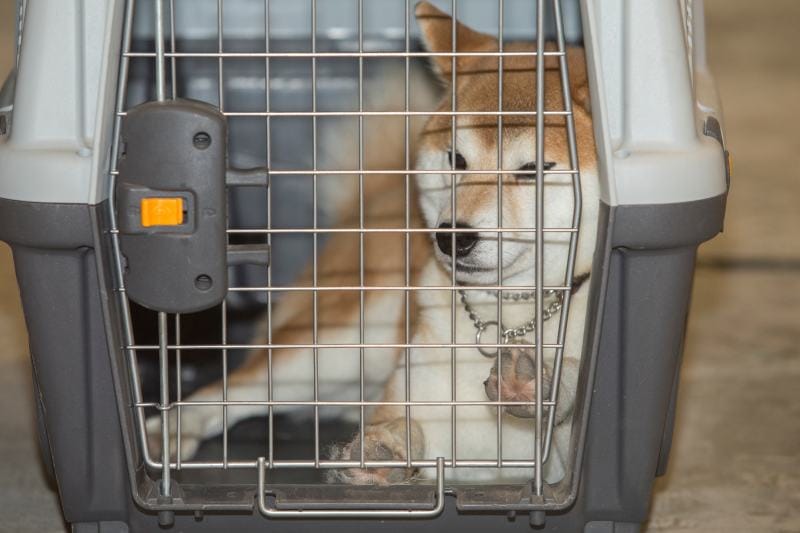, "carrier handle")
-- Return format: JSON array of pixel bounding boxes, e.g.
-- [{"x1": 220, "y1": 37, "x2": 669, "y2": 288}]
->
[{"x1": 256, "y1": 457, "x2": 445, "y2": 518}]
